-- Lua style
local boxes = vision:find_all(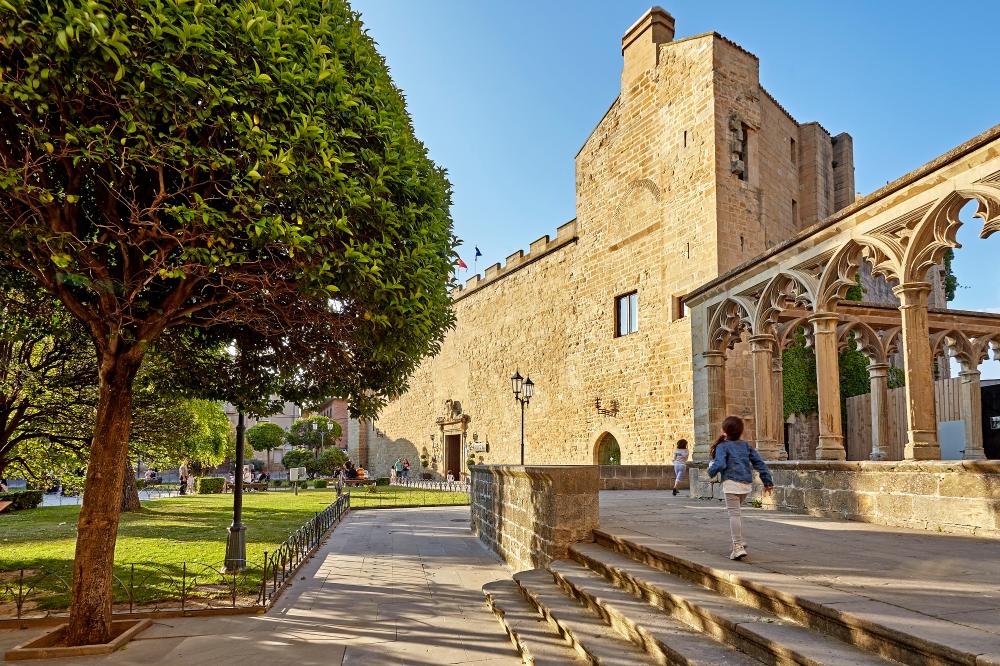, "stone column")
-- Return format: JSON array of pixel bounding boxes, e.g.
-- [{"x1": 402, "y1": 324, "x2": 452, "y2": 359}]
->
[
  {"x1": 749, "y1": 334, "x2": 784, "y2": 460},
  {"x1": 699, "y1": 350, "x2": 727, "y2": 462},
  {"x1": 867, "y1": 362, "x2": 890, "y2": 461},
  {"x1": 959, "y1": 366, "x2": 985, "y2": 460},
  {"x1": 809, "y1": 313, "x2": 846, "y2": 460},
  {"x1": 892, "y1": 282, "x2": 940, "y2": 460},
  {"x1": 772, "y1": 349, "x2": 786, "y2": 458}
]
